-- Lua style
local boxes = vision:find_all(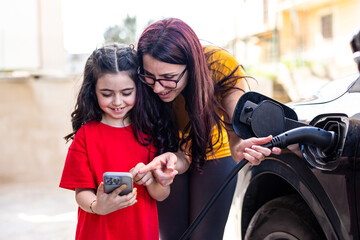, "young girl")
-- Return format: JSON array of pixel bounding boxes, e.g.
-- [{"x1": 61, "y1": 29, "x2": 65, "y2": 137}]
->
[{"x1": 59, "y1": 44, "x2": 170, "y2": 240}]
